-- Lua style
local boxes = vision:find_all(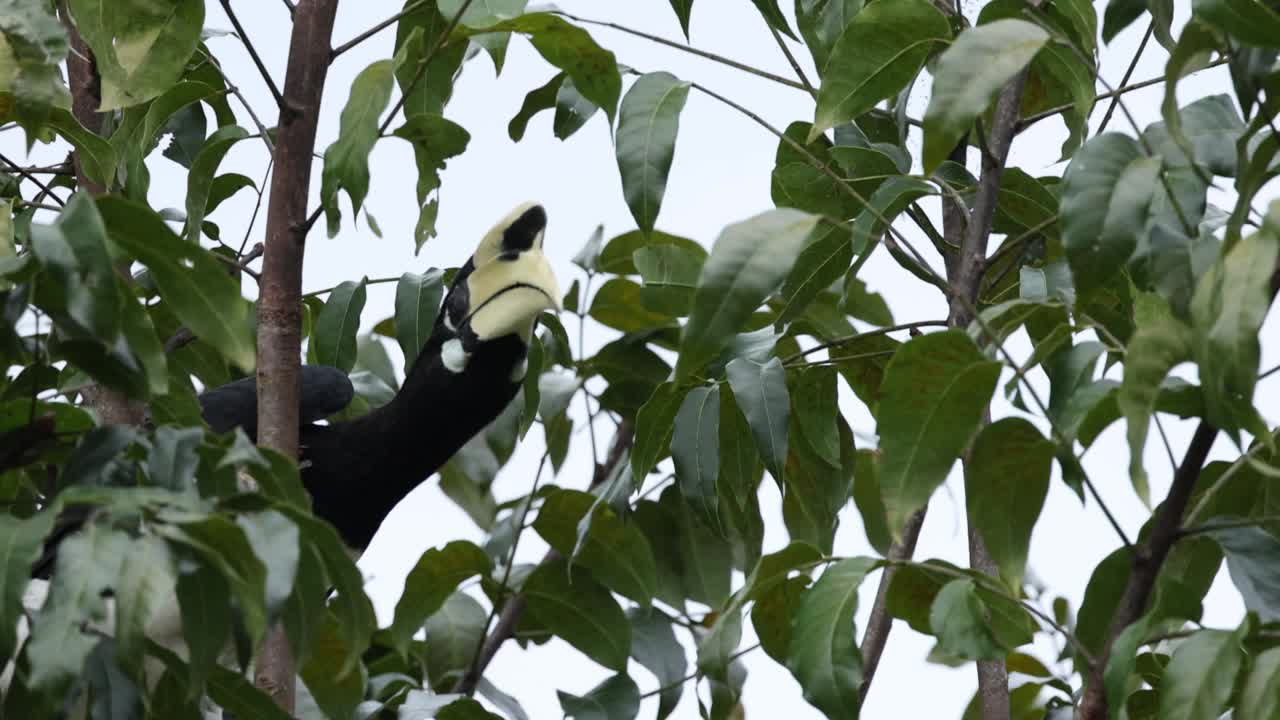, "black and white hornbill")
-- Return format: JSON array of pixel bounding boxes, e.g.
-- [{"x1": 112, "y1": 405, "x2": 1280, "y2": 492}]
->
[{"x1": 200, "y1": 200, "x2": 560, "y2": 551}]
